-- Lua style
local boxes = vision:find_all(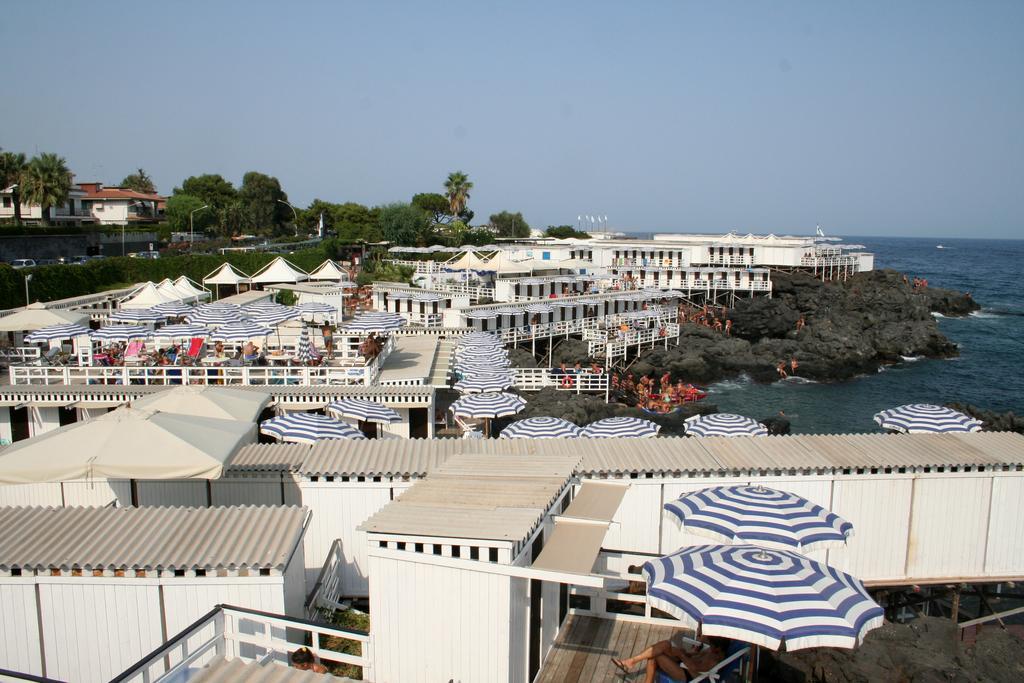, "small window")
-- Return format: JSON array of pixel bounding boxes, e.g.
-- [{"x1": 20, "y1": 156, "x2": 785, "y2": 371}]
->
[
  {"x1": 173, "y1": 569, "x2": 186, "y2": 577},
  {"x1": 195, "y1": 569, "x2": 207, "y2": 577},
  {"x1": 259, "y1": 568, "x2": 271, "y2": 576},
  {"x1": 488, "y1": 548, "x2": 499, "y2": 562}
]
